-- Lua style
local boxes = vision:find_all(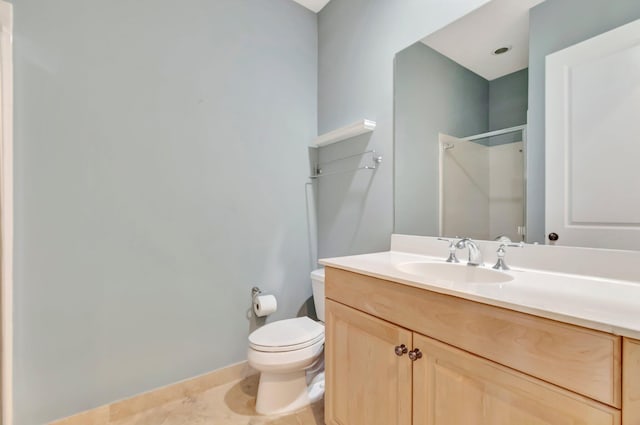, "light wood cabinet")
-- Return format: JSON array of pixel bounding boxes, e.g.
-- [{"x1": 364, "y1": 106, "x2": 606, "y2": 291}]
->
[
  {"x1": 324, "y1": 267, "x2": 637, "y2": 425},
  {"x1": 325, "y1": 267, "x2": 621, "y2": 407}
]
